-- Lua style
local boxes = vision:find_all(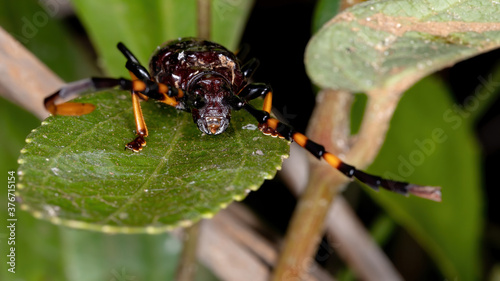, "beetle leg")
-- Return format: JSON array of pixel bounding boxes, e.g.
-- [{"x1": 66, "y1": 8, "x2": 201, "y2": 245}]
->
[
  {"x1": 241, "y1": 58, "x2": 260, "y2": 79},
  {"x1": 44, "y1": 78, "x2": 124, "y2": 115},
  {"x1": 236, "y1": 84, "x2": 275, "y2": 134},
  {"x1": 126, "y1": 91, "x2": 148, "y2": 151},
  {"x1": 119, "y1": 69, "x2": 148, "y2": 151},
  {"x1": 127, "y1": 71, "x2": 149, "y2": 101},
  {"x1": 43, "y1": 79, "x2": 97, "y2": 116},
  {"x1": 44, "y1": 77, "x2": 182, "y2": 115},
  {"x1": 118, "y1": 42, "x2": 152, "y2": 82},
  {"x1": 242, "y1": 100, "x2": 442, "y2": 202},
  {"x1": 235, "y1": 43, "x2": 250, "y2": 62},
  {"x1": 237, "y1": 83, "x2": 272, "y2": 102}
]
